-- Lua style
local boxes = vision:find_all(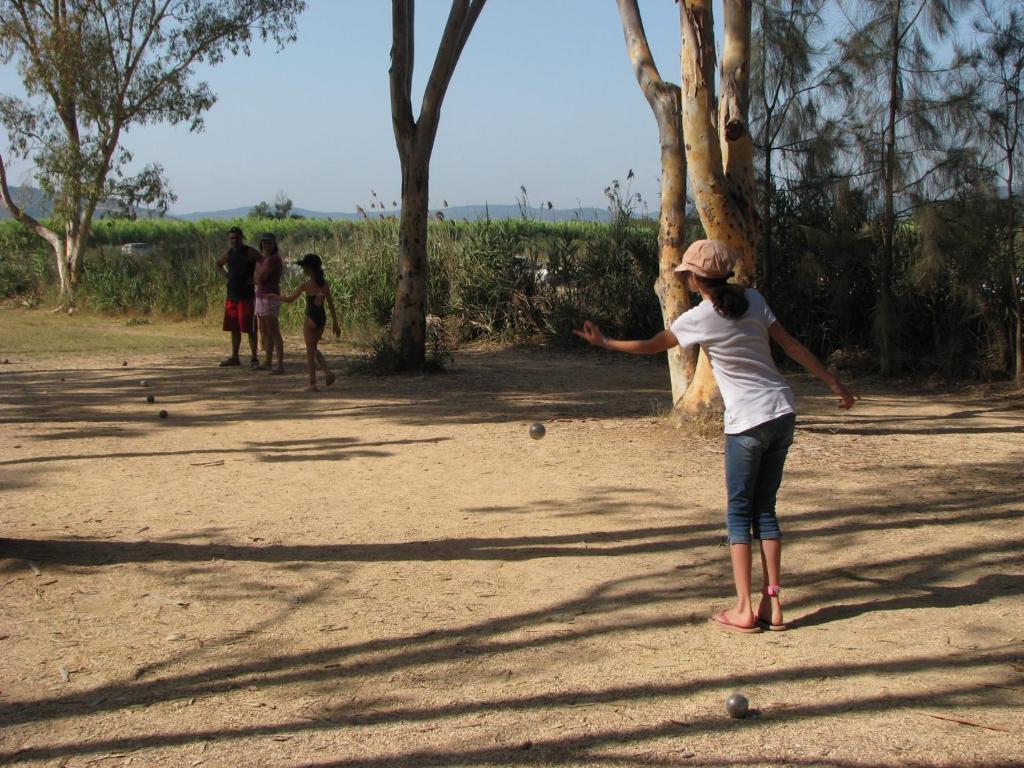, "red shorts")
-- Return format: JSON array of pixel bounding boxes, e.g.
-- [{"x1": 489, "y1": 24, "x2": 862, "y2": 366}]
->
[{"x1": 223, "y1": 299, "x2": 255, "y2": 333}]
